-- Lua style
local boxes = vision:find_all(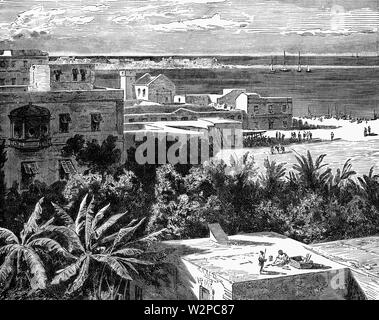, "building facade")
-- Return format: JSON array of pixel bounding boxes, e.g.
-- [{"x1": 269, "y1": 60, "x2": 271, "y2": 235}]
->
[
  {"x1": 236, "y1": 92, "x2": 293, "y2": 130},
  {"x1": 0, "y1": 64, "x2": 124, "y2": 190},
  {"x1": 0, "y1": 49, "x2": 49, "y2": 92},
  {"x1": 134, "y1": 73, "x2": 176, "y2": 104}
]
